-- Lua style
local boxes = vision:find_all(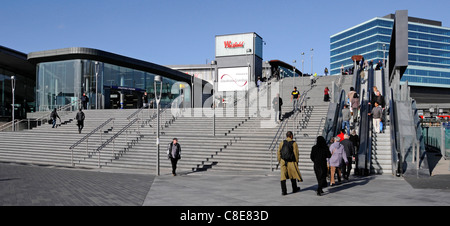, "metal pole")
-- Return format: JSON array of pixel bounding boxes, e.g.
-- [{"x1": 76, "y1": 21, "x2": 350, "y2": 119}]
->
[
  {"x1": 301, "y1": 52, "x2": 305, "y2": 87},
  {"x1": 155, "y1": 76, "x2": 162, "y2": 176},
  {"x1": 212, "y1": 61, "x2": 216, "y2": 136},
  {"x1": 311, "y1": 48, "x2": 314, "y2": 75},
  {"x1": 293, "y1": 60, "x2": 296, "y2": 90},
  {"x1": 95, "y1": 62, "x2": 99, "y2": 110},
  {"x1": 11, "y1": 76, "x2": 15, "y2": 132}
]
